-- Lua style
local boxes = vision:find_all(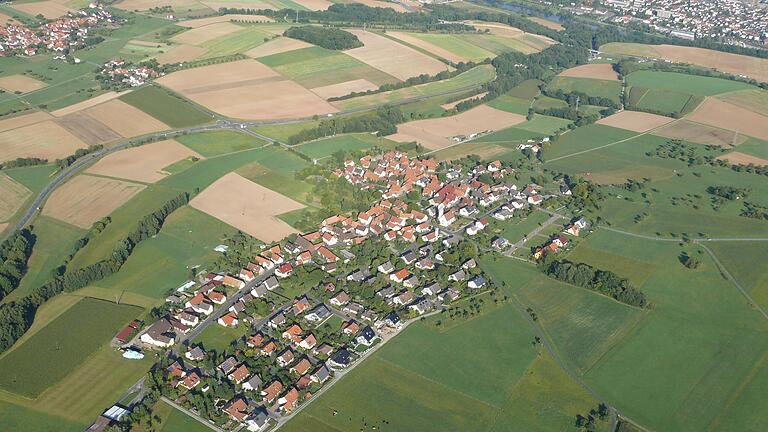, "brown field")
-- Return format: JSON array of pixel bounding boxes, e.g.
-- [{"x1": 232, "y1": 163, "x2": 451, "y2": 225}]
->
[
  {"x1": 597, "y1": 110, "x2": 674, "y2": 132},
  {"x1": 463, "y1": 21, "x2": 524, "y2": 38},
  {"x1": 156, "y1": 59, "x2": 338, "y2": 119},
  {"x1": 295, "y1": 0, "x2": 332, "y2": 10},
  {"x1": 0, "y1": 223, "x2": 7, "y2": 235},
  {"x1": 687, "y1": 97, "x2": 768, "y2": 141},
  {"x1": 0, "y1": 12, "x2": 17, "y2": 26},
  {"x1": 244, "y1": 36, "x2": 312, "y2": 58},
  {"x1": 156, "y1": 44, "x2": 208, "y2": 64},
  {"x1": 559, "y1": 63, "x2": 620, "y2": 81},
  {"x1": 0, "y1": 121, "x2": 86, "y2": 163},
  {"x1": 388, "y1": 32, "x2": 466, "y2": 64},
  {"x1": 310, "y1": 78, "x2": 378, "y2": 99},
  {"x1": 178, "y1": 14, "x2": 273, "y2": 27},
  {"x1": 42, "y1": 175, "x2": 145, "y2": 228},
  {"x1": 117, "y1": 0, "x2": 208, "y2": 11},
  {"x1": 388, "y1": 105, "x2": 526, "y2": 150},
  {"x1": 171, "y1": 22, "x2": 242, "y2": 46},
  {"x1": 440, "y1": 91, "x2": 488, "y2": 110},
  {"x1": 529, "y1": 16, "x2": 564, "y2": 31},
  {"x1": 433, "y1": 141, "x2": 507, "y2": 162},
  {"x1": 0, "y1": 74, "x2": 47, "y2": 93},
  {"x1": 54, "y1": 112, "x2": 121, "y2": 146},
  {"x1": 83, "y1": 99, "x2": 169, "y2": 138},
  {"x1": 0, "y1": 173, "x2": 31, "y2": 221},
  {"x1": 344, "y1": 30, "x2": 450, "y2": 81},
  {"x1": 0, "y1": 111, "x2": 51, "y2": 133},
  {"x1": 349, "y1": 0, "x2": 408, "y2": 12},
  {"x1": 190, "y1": 172, "x2": 303, "y2": 242},
  {"x1": 653, "y1": 119, "x2": 745, "y2": 147},
  {"x1": 717, "y1": 151, "x2": 768, "y2": 166},
  {"x1": 11, "y1": 0, "x2": 74, "y2": 18},
  {"x1": 716, "y1": 89, "x2": 768, "y2": 117},
  {"x1": 86, "y1": 139, "x2": 203, "y2": 183},
  {"x1": 50, "y1": 91, "x2": 125, "y2": 117}
]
